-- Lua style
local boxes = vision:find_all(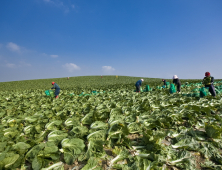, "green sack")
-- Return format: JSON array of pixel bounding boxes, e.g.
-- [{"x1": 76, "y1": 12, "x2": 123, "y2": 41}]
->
[
  {"x1": 134, "y1": 87, "x2": 143, "y2": 92},
  {"x1": 45, "y1": 90, "x2": 50, "y2": 96},
  {"x1": 166, "y1": 82, "x2": 170, "y2": 88},
  {"x1": 200, "y1": 87, "x2": 208, "y2": 97},
  {"x1": 45, "y1": 90, "x2": 54, "y2": 97},
  {"x1": 145, "y1": 85, "x2": 150, "y2": 92},
  {"x1": 170, "y1": 84, "x2": 176, "y2": 94}
]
